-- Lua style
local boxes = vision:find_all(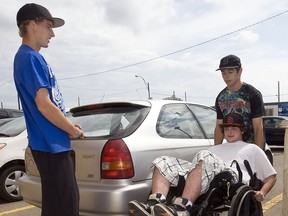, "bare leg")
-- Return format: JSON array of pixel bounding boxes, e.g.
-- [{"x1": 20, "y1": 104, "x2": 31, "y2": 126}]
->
[
  {"x1": 181, "y1": 161, "x2": 202, "y2": 203},
  {"x1": 152, "y1": 162, "x2": 203, "y2": 215},
  {"x1": 151, "y1": 167, "x2": 171, "y2": 197}
]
